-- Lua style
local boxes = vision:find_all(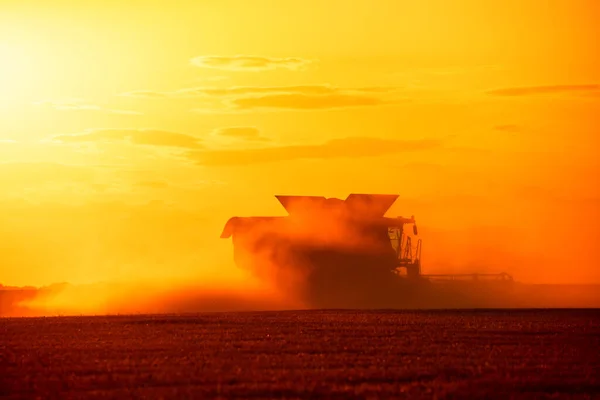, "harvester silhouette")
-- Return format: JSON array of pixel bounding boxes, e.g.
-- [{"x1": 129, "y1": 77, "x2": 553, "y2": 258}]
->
[{"x1": 221, "y1": 194, "x2": 513, "y2": 308}]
